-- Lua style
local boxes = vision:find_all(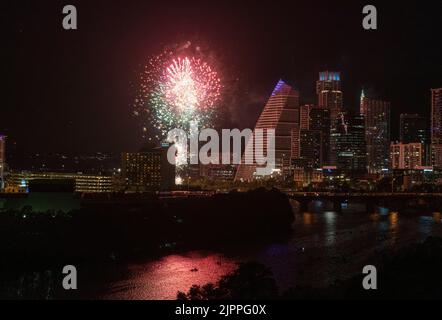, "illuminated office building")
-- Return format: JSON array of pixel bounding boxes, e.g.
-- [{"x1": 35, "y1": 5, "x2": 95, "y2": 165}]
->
[
  {"x1": 400, "y1": 113, "x2": 429, "y2": 165},
  {"x1": 309, "y1": 107, "x2": 331, "y2": 165},
  {"x1": 431, "y1": 88, "x2": 442, "y2": 168},
  {"x1": 300, "y1": 104, "x2": 313, "y2": 130},
  {"x1": 400, "y1": 114, "x2": 428, "y2": 144},
  {"x1": 431, "y1": 88, "x2": 442, "y2": 144},
  {"x1": 316, "y1": 71, "x2": 342, "y2": 126},
  {"x1": 334, "y1": 112, "x2": 367, "y2": 175},
  {"x1": 360, "y1": 91, "x2": 391, "y2": 173},
  {"x1": 300, "y1": 130, "x2": 323, "y2": 168},
  {"x1": 290, "y1": 124, "x2": 301, "y2": 160}
]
